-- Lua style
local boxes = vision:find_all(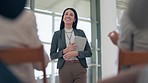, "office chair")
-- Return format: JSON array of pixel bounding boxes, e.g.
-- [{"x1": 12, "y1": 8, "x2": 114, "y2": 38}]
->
[
  {"x1": 118, "y1": 48, "x2": 148, "y2": 72},
  {"x1": 0, "y1": 45, "x2": 47, "y2": 83}
]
